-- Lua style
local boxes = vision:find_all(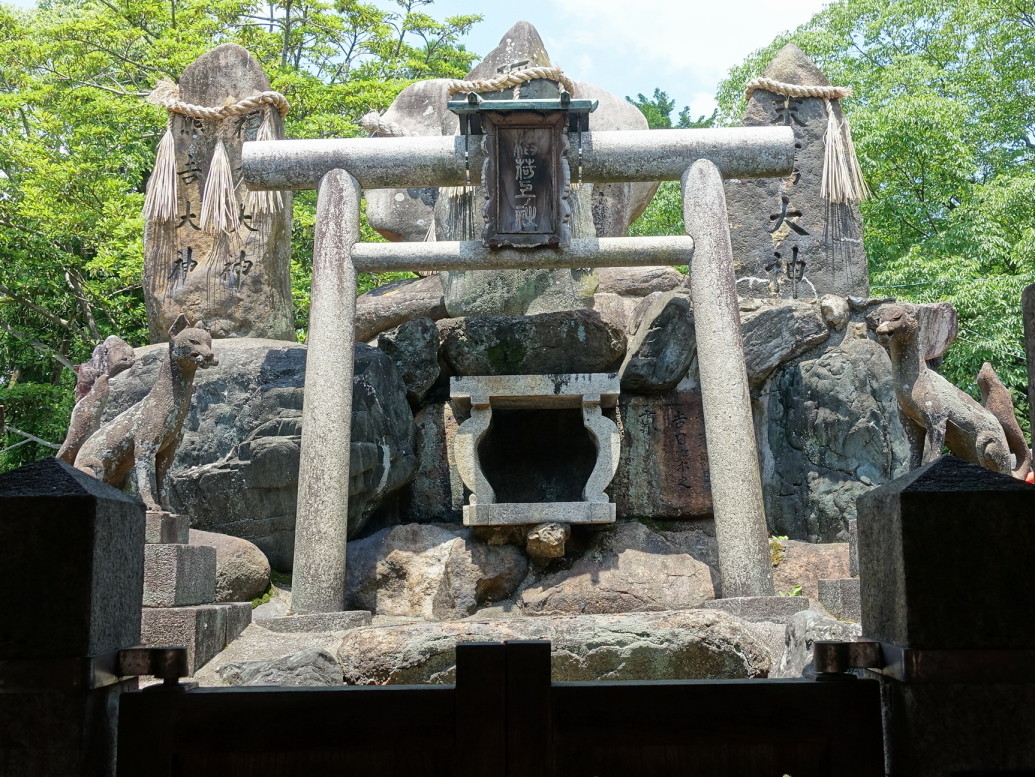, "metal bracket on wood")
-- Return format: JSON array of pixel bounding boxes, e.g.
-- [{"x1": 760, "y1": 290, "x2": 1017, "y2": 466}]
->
[
  {"x1": 813, "y1": 640, "x2": 1035, "y2": 684},
  {"x1": 0, "y1": 646, "x2": 191, "y2": 692},
  {"x1": 118, "y1": 646, "x2": 195, "y2": 692}
]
